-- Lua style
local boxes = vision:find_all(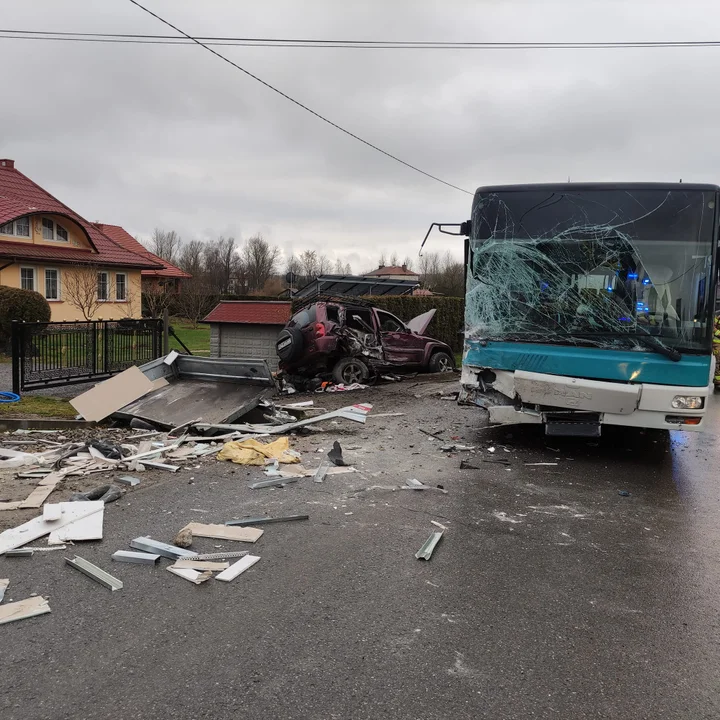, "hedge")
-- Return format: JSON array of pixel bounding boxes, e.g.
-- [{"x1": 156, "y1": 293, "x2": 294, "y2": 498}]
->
[{"x1": 0, "y1": 286, "x2": 51, "y2": 351}]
